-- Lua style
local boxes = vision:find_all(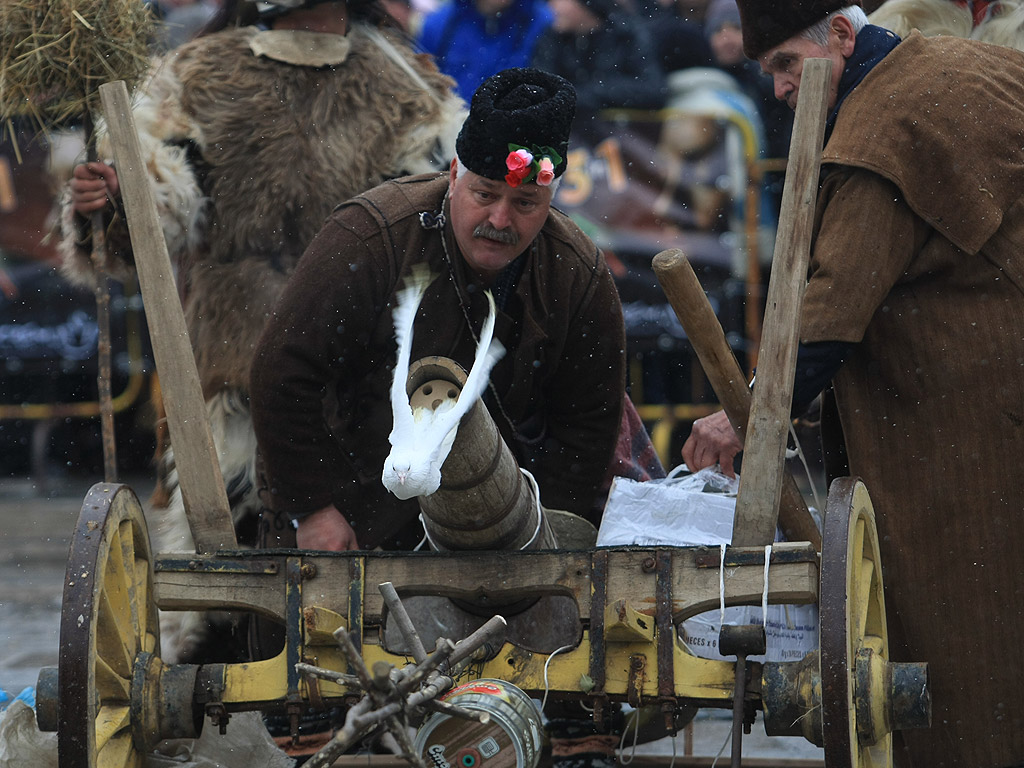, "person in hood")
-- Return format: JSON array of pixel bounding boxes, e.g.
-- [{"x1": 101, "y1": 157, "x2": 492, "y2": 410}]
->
[
  {"x1": 417, "y1": 0, "x2": 553, "y2": 100},
  {"x1": 682, "y1": 3, "x2": 1024, "y2": 767}
]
